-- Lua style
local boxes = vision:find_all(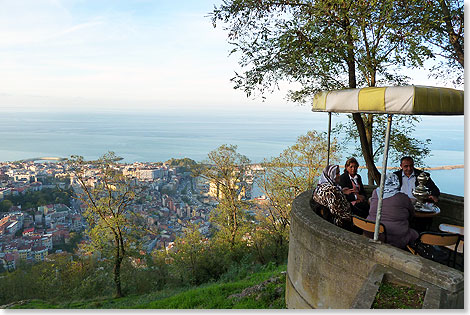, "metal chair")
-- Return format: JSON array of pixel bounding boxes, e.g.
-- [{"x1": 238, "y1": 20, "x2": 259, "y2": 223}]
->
[
  {"x1": 408, "y1": 232, "x2": 460, "y2": 267},
  {"x1": 352, "y1": 215, "x2": 387, "y2": 243}
]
